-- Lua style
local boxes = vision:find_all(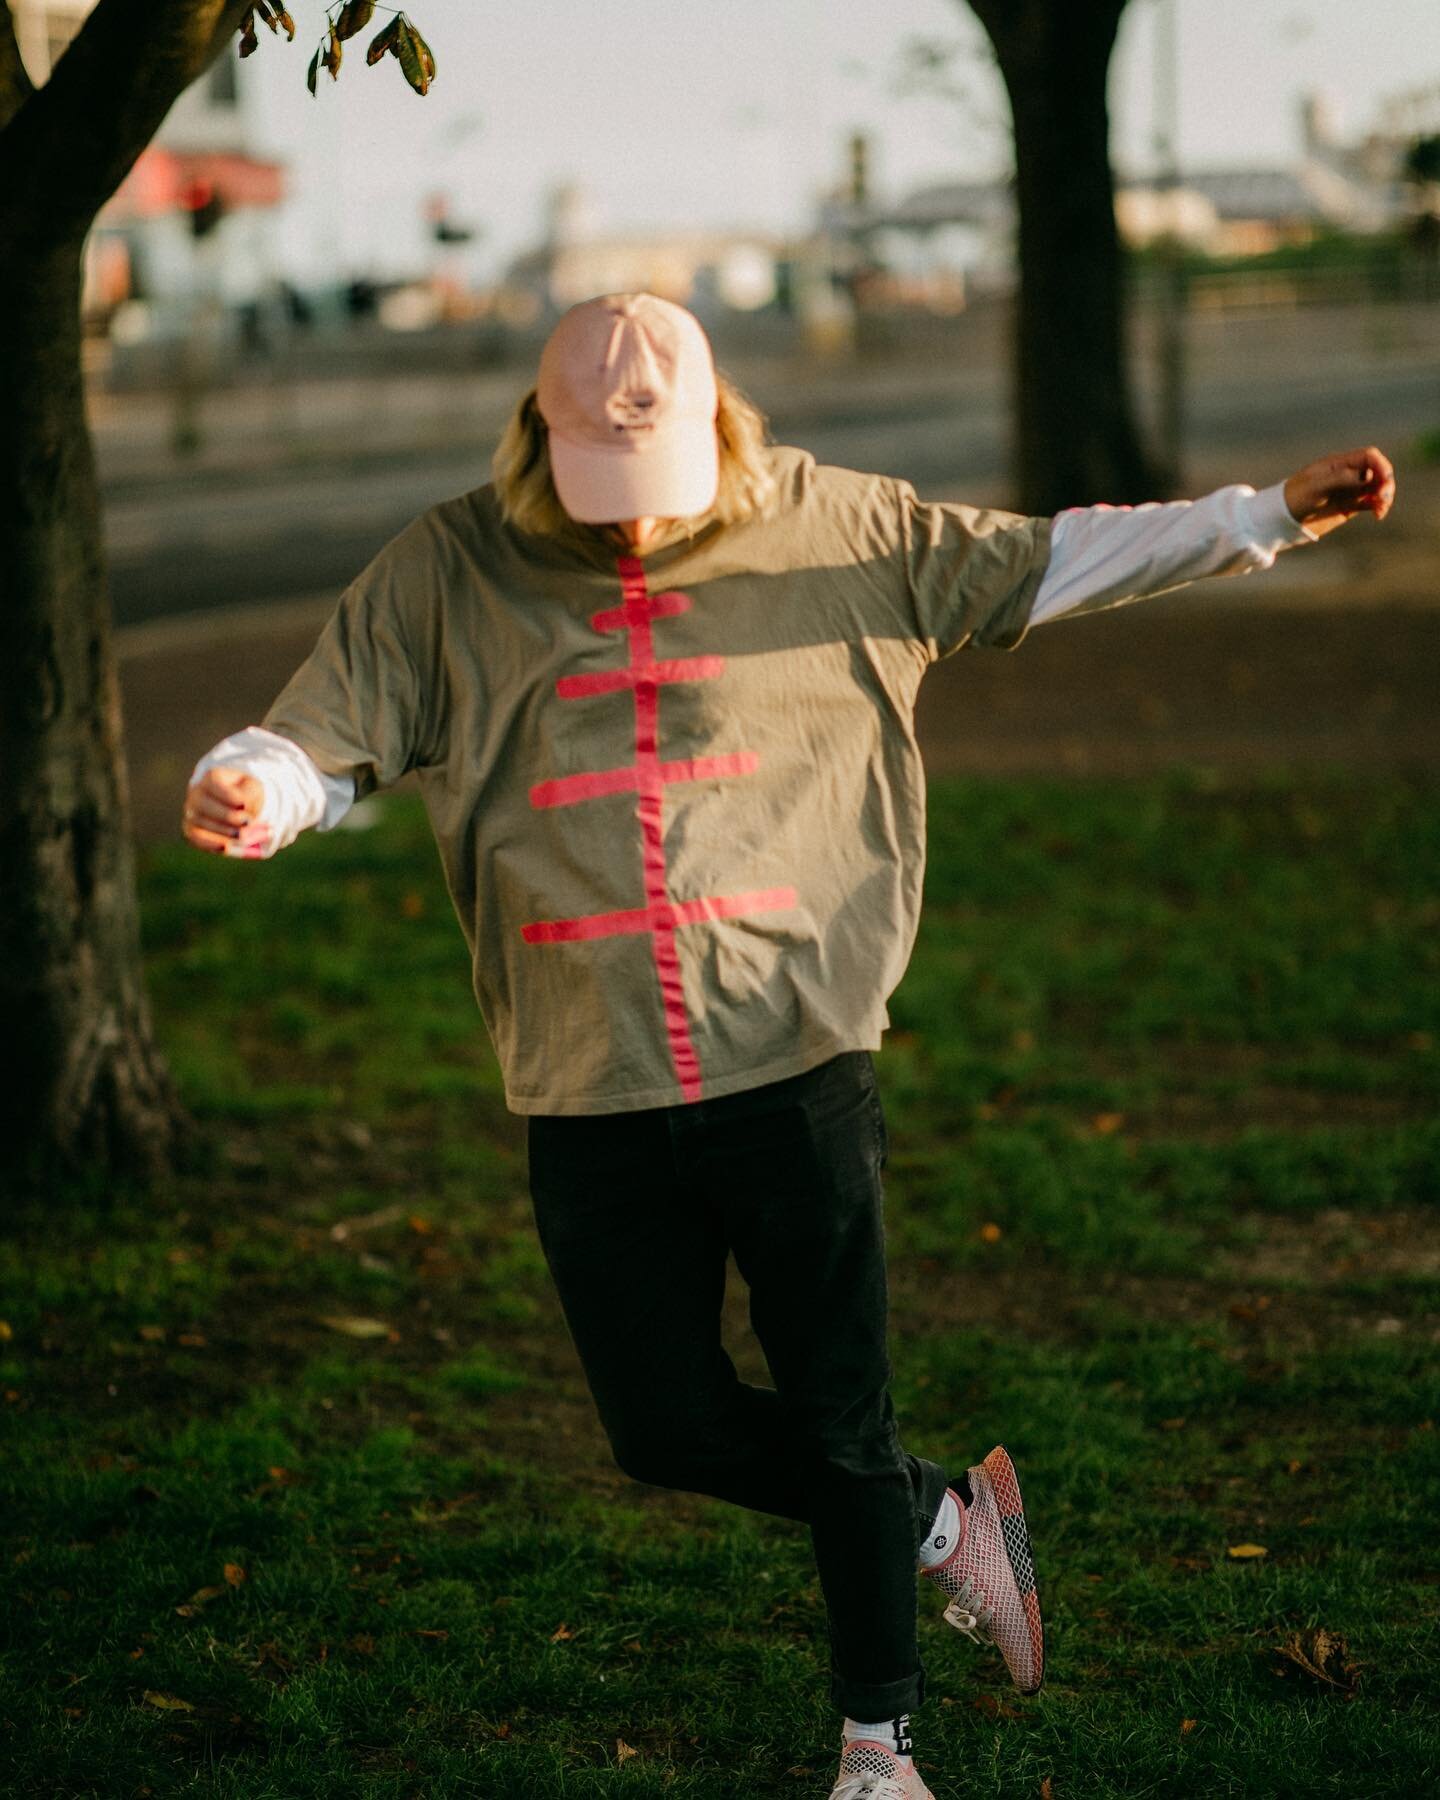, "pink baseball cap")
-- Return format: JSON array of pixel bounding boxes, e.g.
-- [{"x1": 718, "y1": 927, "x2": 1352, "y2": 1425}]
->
[{"x1": 536, "y1": 293, "x2": 720, "y2": 523}]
